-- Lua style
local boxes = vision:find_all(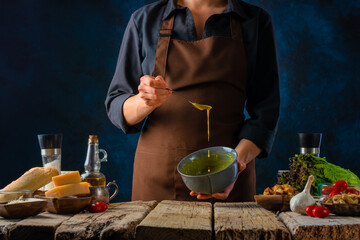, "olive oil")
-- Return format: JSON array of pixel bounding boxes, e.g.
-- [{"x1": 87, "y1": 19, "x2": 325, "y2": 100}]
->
[
  {"x1": 191, "y1": 103, "x2": 212, "y2": 111},
  {"x1": 191, "y1": 103, "x2": 212, "y2": 143},
  {"x1": 83, "y1": 177, "x2": 106, "y2": 186},
  {"x1": 181, "y1": 152, "x2": 234, "y2": 176},
  {"x1": 81, "y1": 135, "x2": 108, "y2": 186},
  {"x1": 170, "y1": 89, "x2": 212, "y2": 144}
]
